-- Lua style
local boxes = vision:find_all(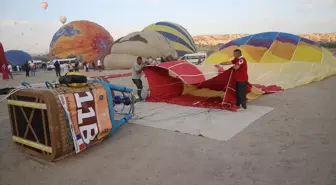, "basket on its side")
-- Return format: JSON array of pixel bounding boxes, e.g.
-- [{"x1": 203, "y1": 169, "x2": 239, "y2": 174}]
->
[{"x1": 7, "y1": 83, "x2": 109, "y2": 161}]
